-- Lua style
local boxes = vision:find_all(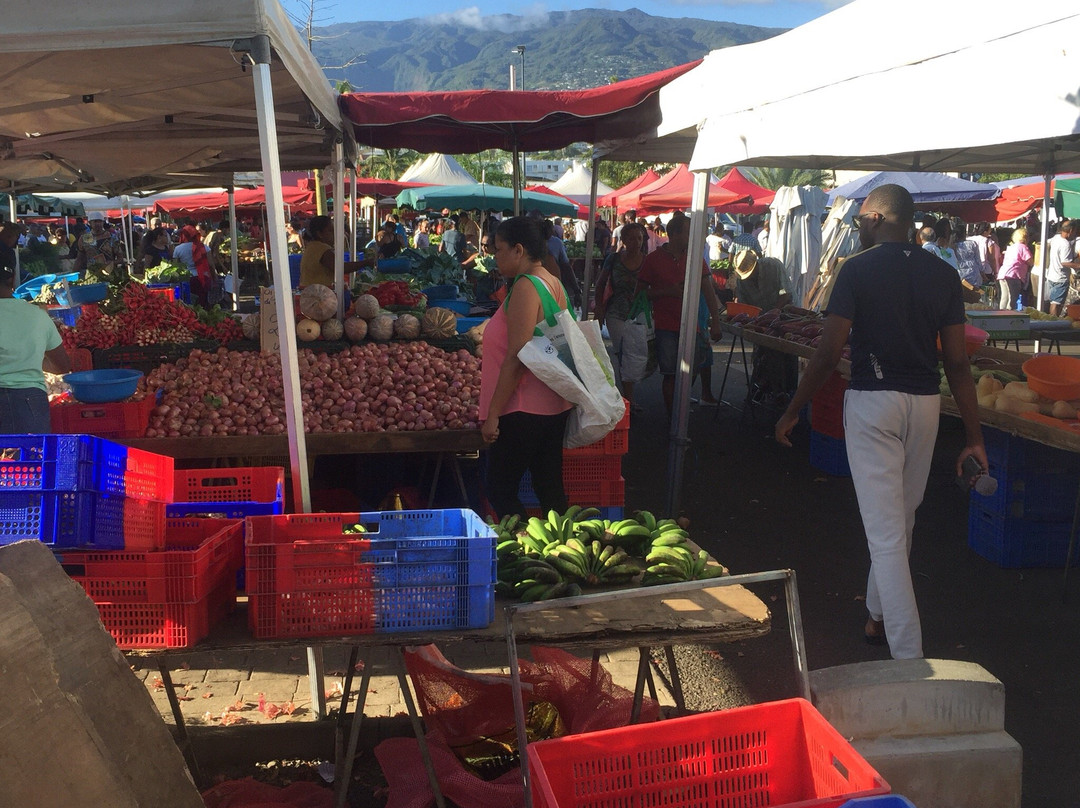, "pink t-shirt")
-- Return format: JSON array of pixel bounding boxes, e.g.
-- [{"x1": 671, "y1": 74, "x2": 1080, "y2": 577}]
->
[
  {"x1": 998, "y1": 242, "x2": 1032, "y2": 282},
  {"x1": 479, "y1": 279, "x2": 572, "y2": 420}
]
